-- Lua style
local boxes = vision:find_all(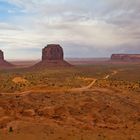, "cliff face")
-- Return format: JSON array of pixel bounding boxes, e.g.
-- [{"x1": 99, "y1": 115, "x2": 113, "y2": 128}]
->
[
  {"x1": 0, "y1": 50, "x2": 14, "y2": 68},
  {"x1": 0, "y1": 50, "x2": 4, "y2": 60},
  {"x1": 111, "y1": 54, "x2": 140, "y2": 62},
  {"x1": 42, "y1": 44, "x2": 64, "y2": 61},
  {"x1": 33, "y1": 44, "x2": 71, "y2": 68}
]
